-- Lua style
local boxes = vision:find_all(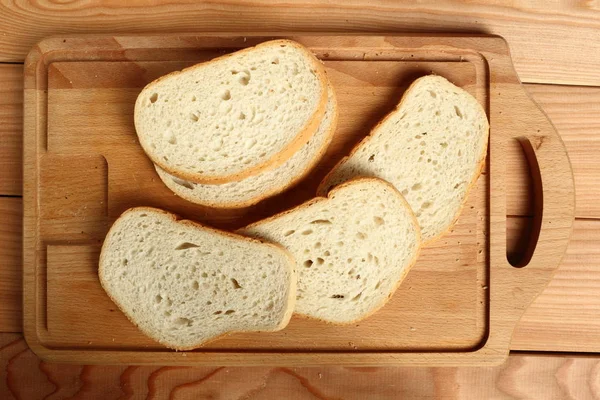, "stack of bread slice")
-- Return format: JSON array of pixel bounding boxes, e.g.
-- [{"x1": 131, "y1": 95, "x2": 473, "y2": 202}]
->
[
  {"x1": 135, "y1": 39, "x2": 338, "y2": 208},
  {"x1": 100, "y1": 40, "x2": 489, "y2": 350}
]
